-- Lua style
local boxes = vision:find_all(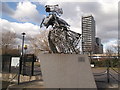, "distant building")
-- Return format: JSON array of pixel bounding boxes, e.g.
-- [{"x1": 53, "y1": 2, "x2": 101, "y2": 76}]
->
[
  {"x1": 95, "y1": 37, "x2": 103, "y2": 54},
  {"x1": 100, "y1": 44, "x2": 103, "y2": 53},
  {"x1": 82, "y1": 15, "x2": 96, "y2": 54}
]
